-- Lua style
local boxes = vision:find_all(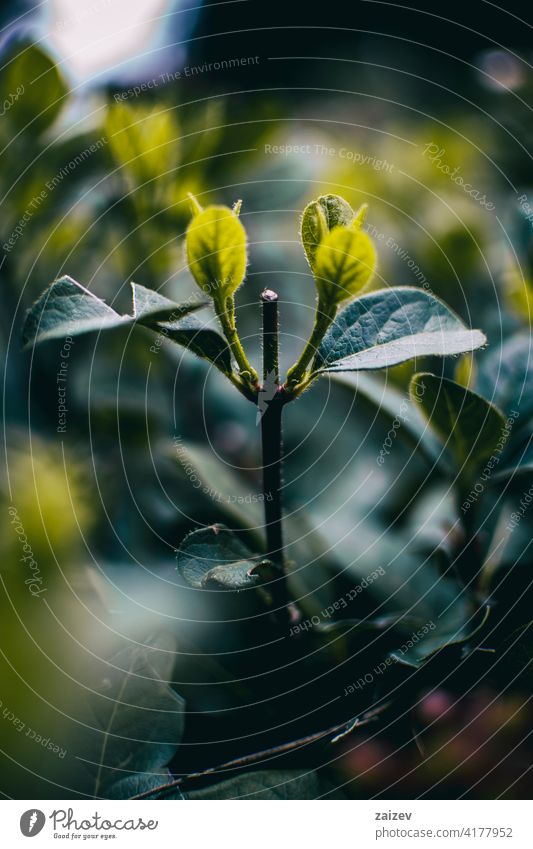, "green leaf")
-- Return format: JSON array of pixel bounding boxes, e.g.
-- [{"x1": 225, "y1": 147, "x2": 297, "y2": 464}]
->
[
  {"x1": 314, "y1": 287, "x2": 486, "y2": 373},
  {"x1": 21, "y1": 276, "x2": 231, "y2": 371},
  {"x1": 314, "y1": 226, "x2": 377, "y2": 304},
  {"x1": 186, "y1": 205, "x2": 247, "y2": 298},
  {"x1": 0, "y1": 43, "x2": 68, "y2": 135},
  {"x1": 177, "y1": 524, "x2": 272, "y2": 590},
  {"x1": 187, "y1": 770, "x2": 322, "y2": 799},
  {"x1": 410, "y1": 373, "x2": 506, "y2": 483},
  {"x1": 300, "y1": 193, "x2": 353, "y2": 271},
  {"x1": 83, "y1": 632, "x2": 184, "y2": 797}
]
